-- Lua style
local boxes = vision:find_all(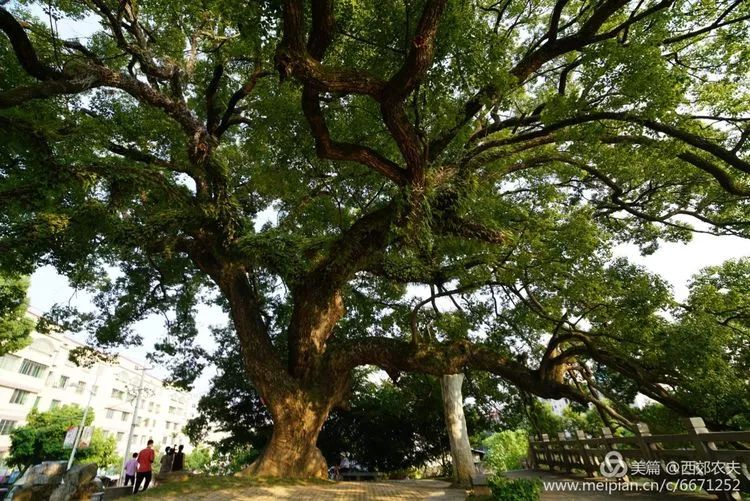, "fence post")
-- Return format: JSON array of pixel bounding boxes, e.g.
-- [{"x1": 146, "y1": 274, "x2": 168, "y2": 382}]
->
[
  {"x1": 527, "y1": 438, "x2": 537, "y2": 469},
  {"x1": 575, "y1": 429, "x2": 596, "y2": 478},
  {"x1": 601, "y1": 427, "x2": 629, "y2": 482},
  {"x1": 634, "y1": 422, "x2": 655, "y2": 461},
  {"x1": 601, "y1": 427, "x2": 615, "y2": 452},
  {"x1": 542, "y1": 434, "x2": 554, "y2": 471},
  {"x1": 558, "y1": 432, "x2": 572, "y2": 472},
  {"x1": 683, "y1": 417, "x2": 741, "y2": 501}
]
